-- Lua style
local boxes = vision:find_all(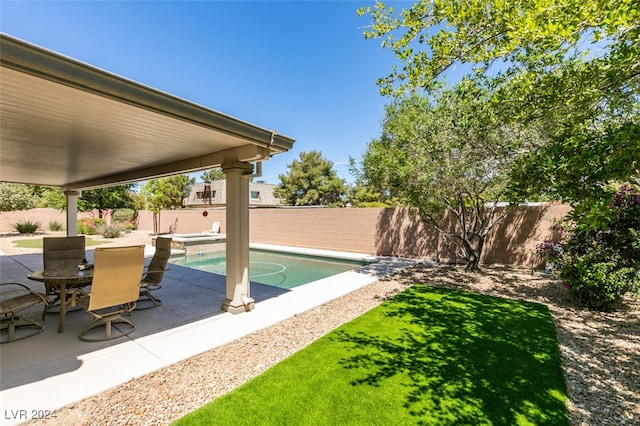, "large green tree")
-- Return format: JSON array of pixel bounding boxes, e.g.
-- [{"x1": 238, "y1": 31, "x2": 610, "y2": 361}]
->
[
  {"x1": 275, "y1": 151, "x2": 348, "y2": 207},
  {"x1": 358, "y1": 80, "x2": 538, "y2": 270},
  {"x1": 37, "y1": 187, "x2": 66, "y2": 210},
  {"x1": 0, "y1": 184, "x2": 68, "y2": 211},
  {"x1": 140, "y1": 175, "x2": 195, "y2": 234},
  {"x1": 358, "y1": 0, "x2": 639, "y2": 203},
  {"x1": 78, "y1": 185, "x2": 135, "y2": 218},
  {"x1": 0, "y1": 183, "x2": 38, "y2": 211},
  {"x1": 200, "y1": 168, "x2": 225, "y2": 183}
]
